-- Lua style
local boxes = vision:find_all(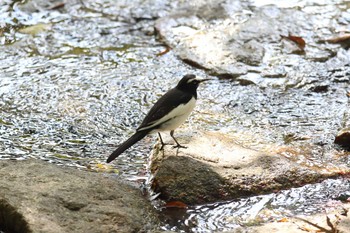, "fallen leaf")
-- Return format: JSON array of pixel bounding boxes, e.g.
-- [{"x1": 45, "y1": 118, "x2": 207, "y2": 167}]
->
[
  {"x1": 156, "y1": 46, "x2": 171, "y2": 56},
  {"x1": 164, "y1": 201, "x2": 188, "y2": 209},
  {"x1": 92, "y1": 163, "x2": 119, "y2": 173},
  {"x1": 326, "y1": 34, "x2": 350, "y2": 43},
  {"x1": 49, "y1": 2, "x2": 65, "y2": 10},
  {"x1": 96, "y1": 163, "x2": 107, "y2": 169},
  {"x1": 281, "y1": 34, "x2": 306, "y2": 50},
  {"x1": 19, "y1": 23, "x2": 52, "y2": 35},
  {"x1": 278, "y1": 217, "x2": 289, "y2": 222}
]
